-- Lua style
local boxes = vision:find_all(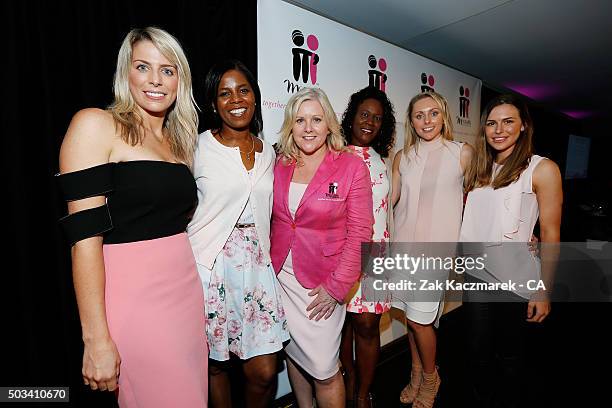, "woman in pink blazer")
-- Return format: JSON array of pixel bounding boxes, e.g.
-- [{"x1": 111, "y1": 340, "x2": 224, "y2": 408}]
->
[{"x1": 271, "y1": 87, "x2": 373, "y2": 408}]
